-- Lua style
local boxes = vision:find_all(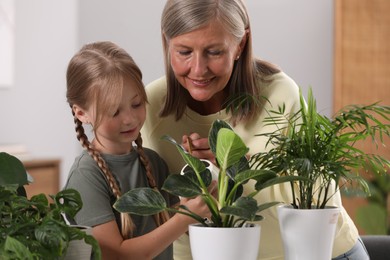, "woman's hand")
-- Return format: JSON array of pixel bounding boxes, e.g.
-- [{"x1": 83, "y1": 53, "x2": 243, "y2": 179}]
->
[
  {"x1": 208, "y1": 180, "x2": 218, "y2": 199},
  {"x1": 182, "y1": 133, "x2": 216, "y2": 165}
]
